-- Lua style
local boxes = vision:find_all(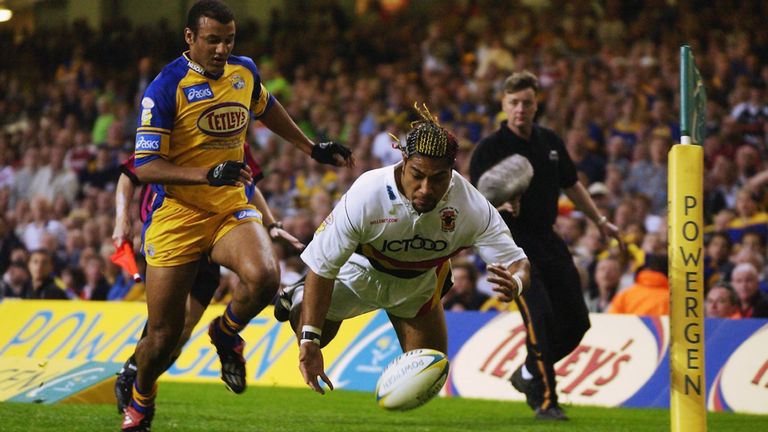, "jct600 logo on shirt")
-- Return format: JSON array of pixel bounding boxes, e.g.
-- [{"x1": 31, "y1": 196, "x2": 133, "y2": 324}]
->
[{"x1": 381, "y1": 235, "x2": 448, "y2": 252}]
